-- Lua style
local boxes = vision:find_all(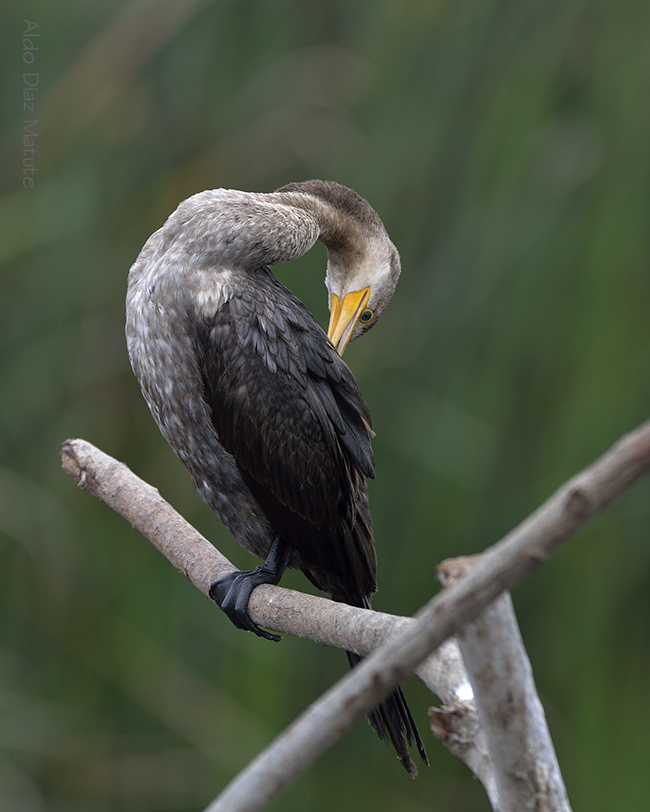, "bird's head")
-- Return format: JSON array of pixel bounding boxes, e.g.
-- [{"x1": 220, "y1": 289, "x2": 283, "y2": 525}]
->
[
  {"x1": 274, "y1": 179, "x2": 401, "y2": 355},
  {"x1": 325, "y1": 238, "x2": 401, "y2": 355}
]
